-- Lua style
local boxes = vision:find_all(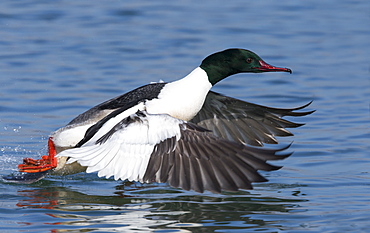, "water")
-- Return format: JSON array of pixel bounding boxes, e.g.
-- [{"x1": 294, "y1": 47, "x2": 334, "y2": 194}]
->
[{"x1": 0, "y1": 0, "x2": 369, "y2": 232}]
